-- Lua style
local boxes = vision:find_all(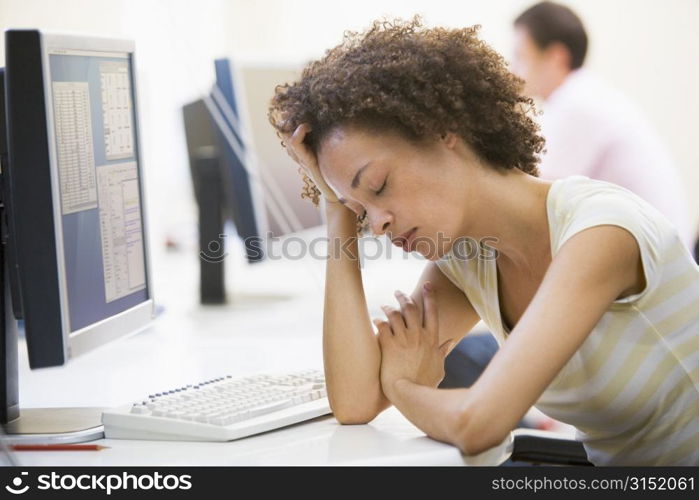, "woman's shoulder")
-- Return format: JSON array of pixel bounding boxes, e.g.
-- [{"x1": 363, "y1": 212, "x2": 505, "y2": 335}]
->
[
  {"x1": 547, "y1": 176, "x2": 691, "y2": 306},
  {"x1": 547, "y1": 175, "x2": 675, "y2": 249},
  {"x1": 549, "y1": 175, "x2": 657, "y2": 210}
]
